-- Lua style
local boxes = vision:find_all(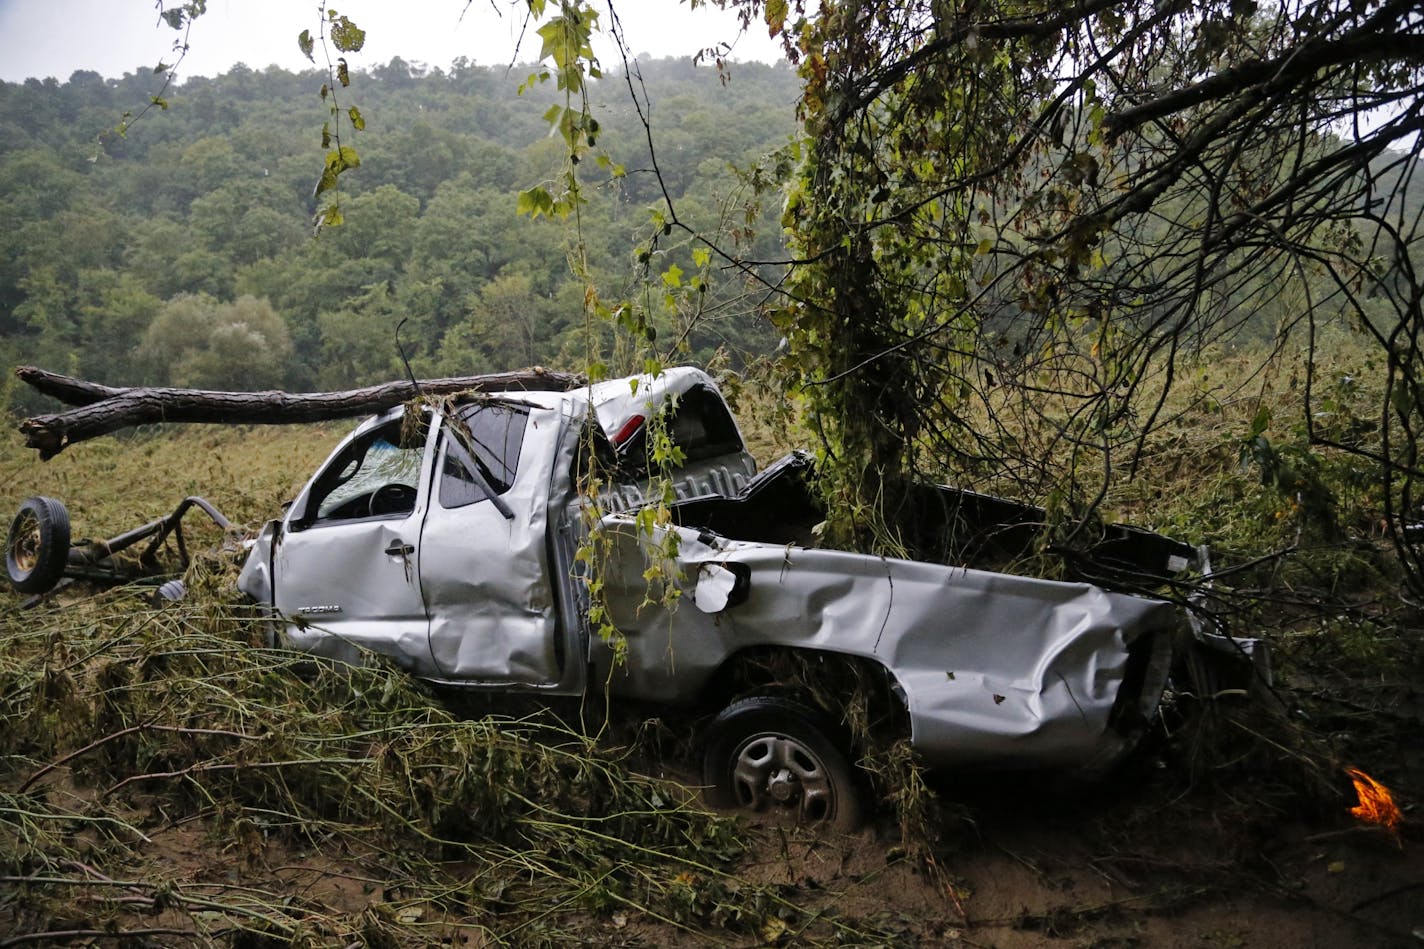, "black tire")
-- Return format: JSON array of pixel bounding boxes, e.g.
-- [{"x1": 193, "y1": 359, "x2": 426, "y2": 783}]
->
[
  {"x1": 6, "y1": 496, "x2": 71, "y2": 595},
  {"x1": 702, "y1": 695, "x2": 865, "y2": 831}
]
